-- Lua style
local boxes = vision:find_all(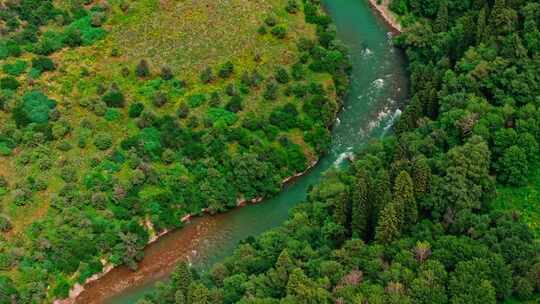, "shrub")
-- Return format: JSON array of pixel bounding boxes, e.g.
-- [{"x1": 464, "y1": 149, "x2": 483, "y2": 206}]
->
[
  {"x1": 177, "y1": 103, "x2": 189, "y2": 119},
  {"x1": 91, "y1": 12, "x2": 106, "y2": 27},
  {"x1": 269, "y1": 103, "x2": 299, "y2": 129},
  {"x1": 275, "y1": 67, "x2": 290, "y2": 84},
  {"x1": 34, "y1": 31, "x2": 64, "y2": 55},
  {"x1": 265, "y1": 16, "x2": 277, "y2": 27},
  {"x1": 62, "y1": 28, "x2": 83, "y2": 47},
  {"x1": 218, "y1": 61, "x2": 234, "y2": 78},
  {"x1": 32, "y1": 56, "x2": 55, "y2": 72},
  {"x1": 153, "y1": 92, "x2": 168, "y2": 107},
  {"x1": 271, "y1": 26, "x2": 287, "y2": 39},
  {"x1": 5, "y1": 40, "x2": 21, "y2": 58},
  {"x1": 209, "y1": 92, "x2": 221, "y2": 107},
  {"x1": 225, "y1": 96, "x2": 243, "y2": 113},
  {"x1": 2, "y1": 60, "x2": 28, "y2": 76},
  {"x1": 136, "y1": 59, "x2": 150, "y2": 78},
  {"x1": 263, "y1": 82, "x2": 279, "y2": 100},
  {"x1": 200, "y1": 67, "x2": 214, "y2": 83},
  {"x1": 187, "y1": 94, "x2": 206, "y2": 108},
  {"x1": 0, "y1": 77, "x2": 20, "y2": 90},
  {"x1": 92, "y1": 100, "x2": 107, "y2": 116},
  {"x1": 257, "y1": 25, "x2": 268, "y2": 35},
  {"x1": 161, "y1": 66, "x2": 174, "y2": 80},
  {"x1": 94, "y1": 133, "x2": 113, "y2": 150},
  {"x1": 225, "y1": 83, "x2": 238, "y2": 96},
  {"x1": 206, "y1": 108, "x2": 237, "y2": 126},
  {"x1": 286, "y1": 0, "x2": 300, "y2": 14},
  {"x1": 67, "y1": 16, "x2": 107, "y2": 45},
  {"x1": 57, "y1": 140, "x2": 72, "y2": 151},
  {"x1": 129, "y1": 103, "x2": 144, "y2": 118},
  {"x1": 13, "y1": 91, "x2": 56, "y2": 127},
  {"x1": 0, "y1": 215, "x2": 12, "y2": 232},
  {"x1": 291, "y1": 63, "x2": 305, "y2": 80},
  {"x1": 0, "y1": 143, "x2": 11, "y2": 156},
  {"x1": 187, "y1": 116, "x2": 199, "y2": 128},
  {"x1": 0, "y1": 176, "x2": 7, "y2": 188},
  {"x1": 102, "y1": 89, "x2": 125, "y2": 108},
  {"x1": 105, "y1": 108, "x2": 121, "y2": 121}
]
